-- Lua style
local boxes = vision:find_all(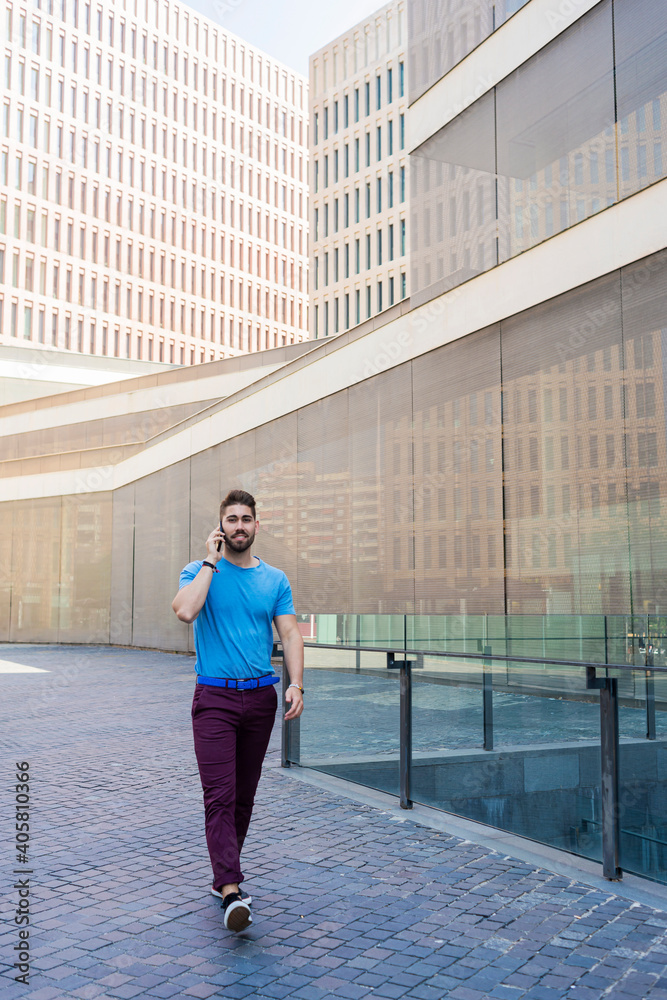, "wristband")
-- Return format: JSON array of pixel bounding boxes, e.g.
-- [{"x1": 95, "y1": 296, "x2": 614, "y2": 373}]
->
[
  {"x1": 202, "y1": 560, "x2": 219, "y2": 573},
  {"x1": 287, "y1": 682, "x2": 304, "y2": 694}
]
